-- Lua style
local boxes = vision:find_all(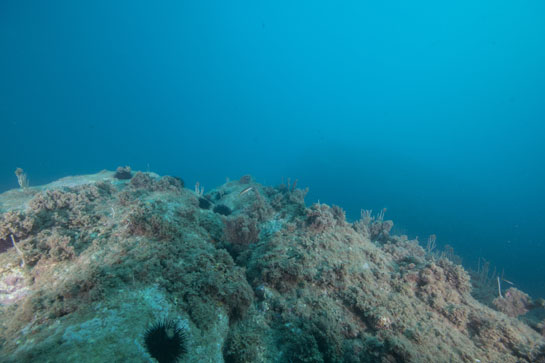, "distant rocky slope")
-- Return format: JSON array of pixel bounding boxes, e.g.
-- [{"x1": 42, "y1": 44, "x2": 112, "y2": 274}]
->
[{"x1": 0, "y1": 170, "x2": 544, "y2": 362}]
